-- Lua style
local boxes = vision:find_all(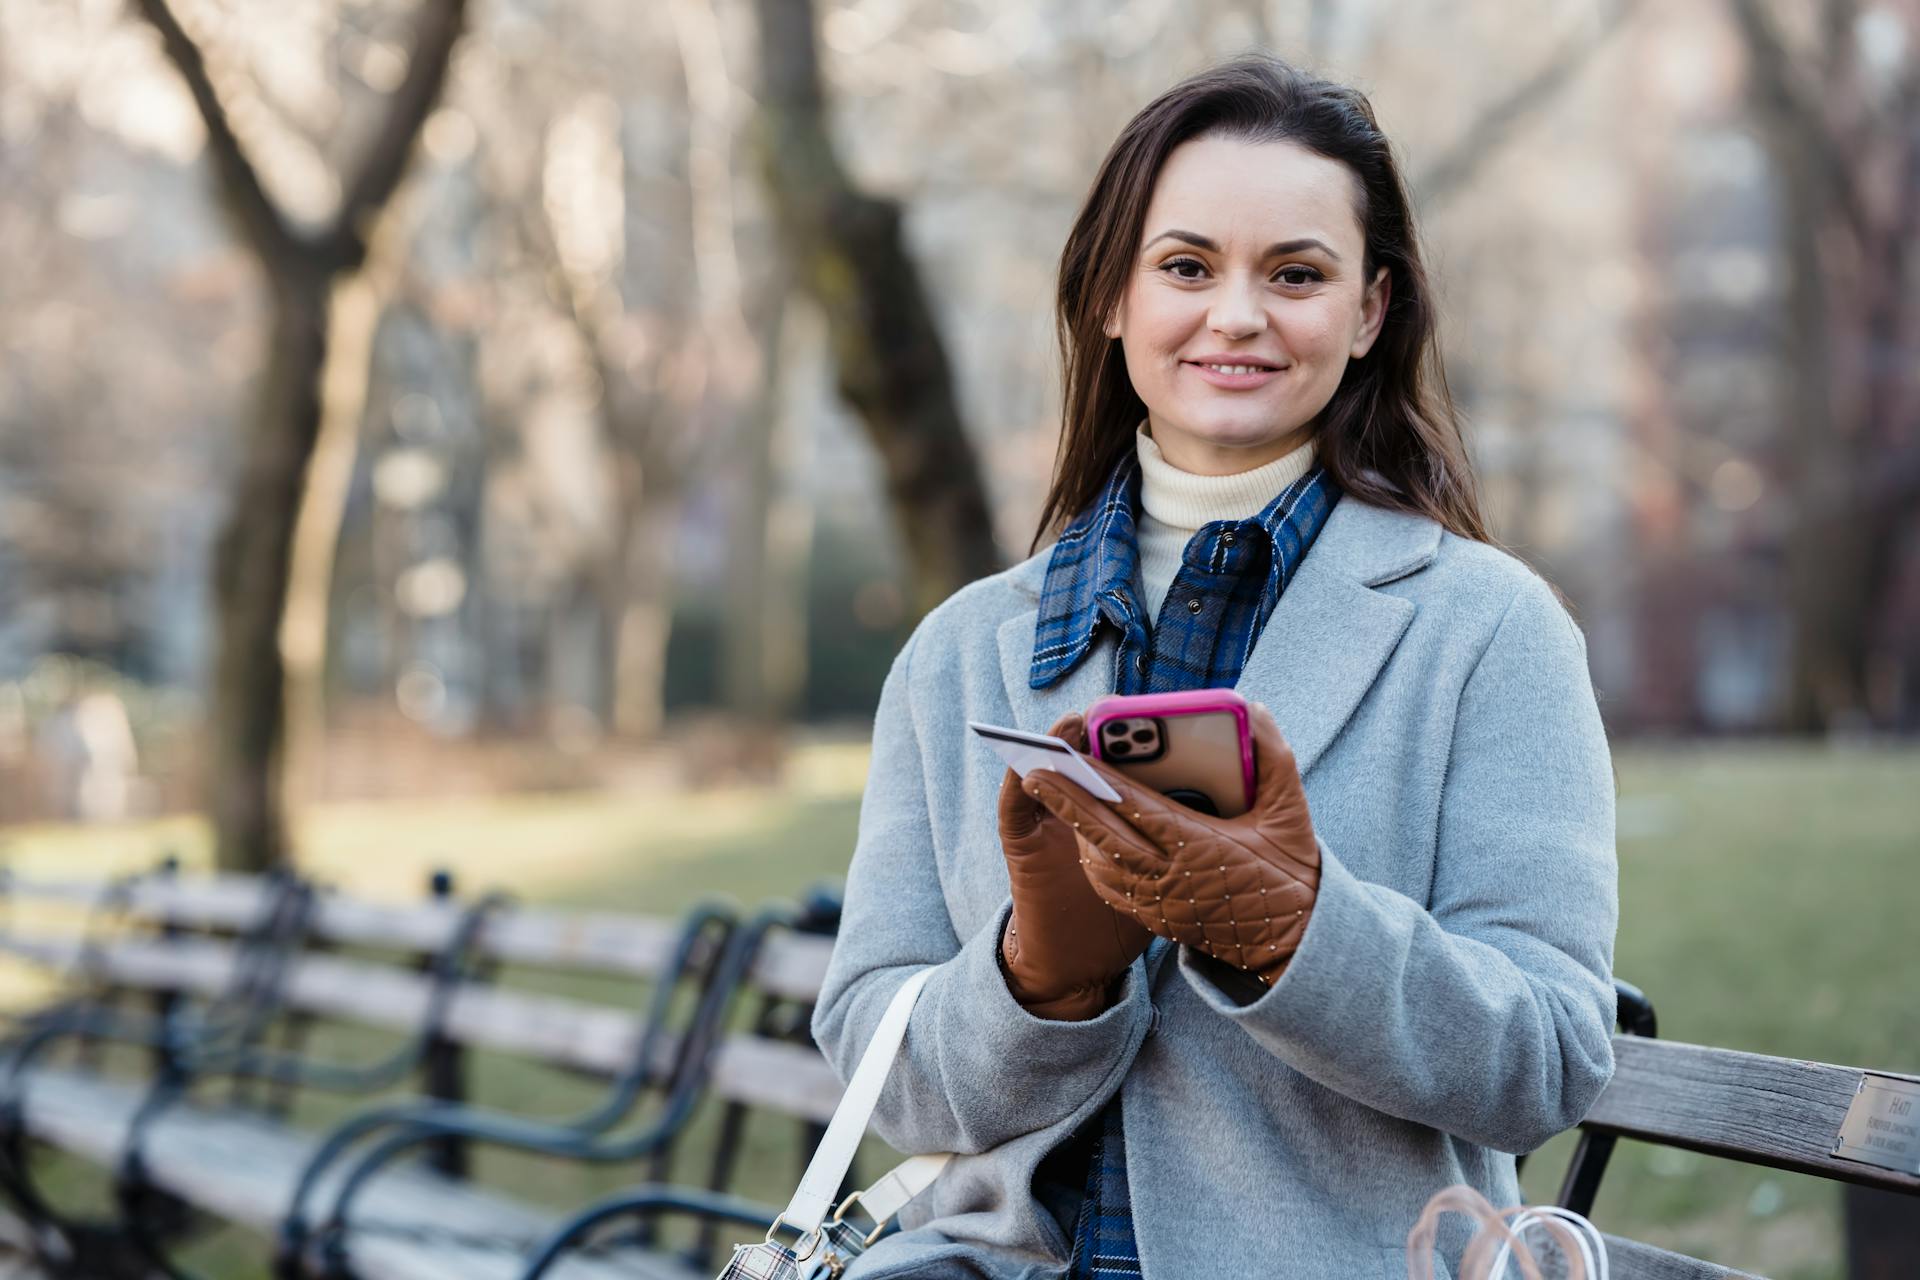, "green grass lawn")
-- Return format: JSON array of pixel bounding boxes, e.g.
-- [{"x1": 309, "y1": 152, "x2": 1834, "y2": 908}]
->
[{"x1": 0, "y1": 740, "x2": 1913, "y2": 1278}]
